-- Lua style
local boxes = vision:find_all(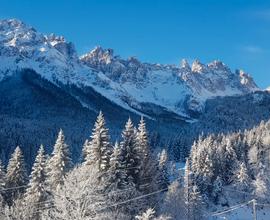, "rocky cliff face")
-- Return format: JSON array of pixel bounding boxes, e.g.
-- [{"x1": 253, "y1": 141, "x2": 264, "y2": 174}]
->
[{"x1": 0, "y1": 19, "x2": 259, "y2": 120}]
